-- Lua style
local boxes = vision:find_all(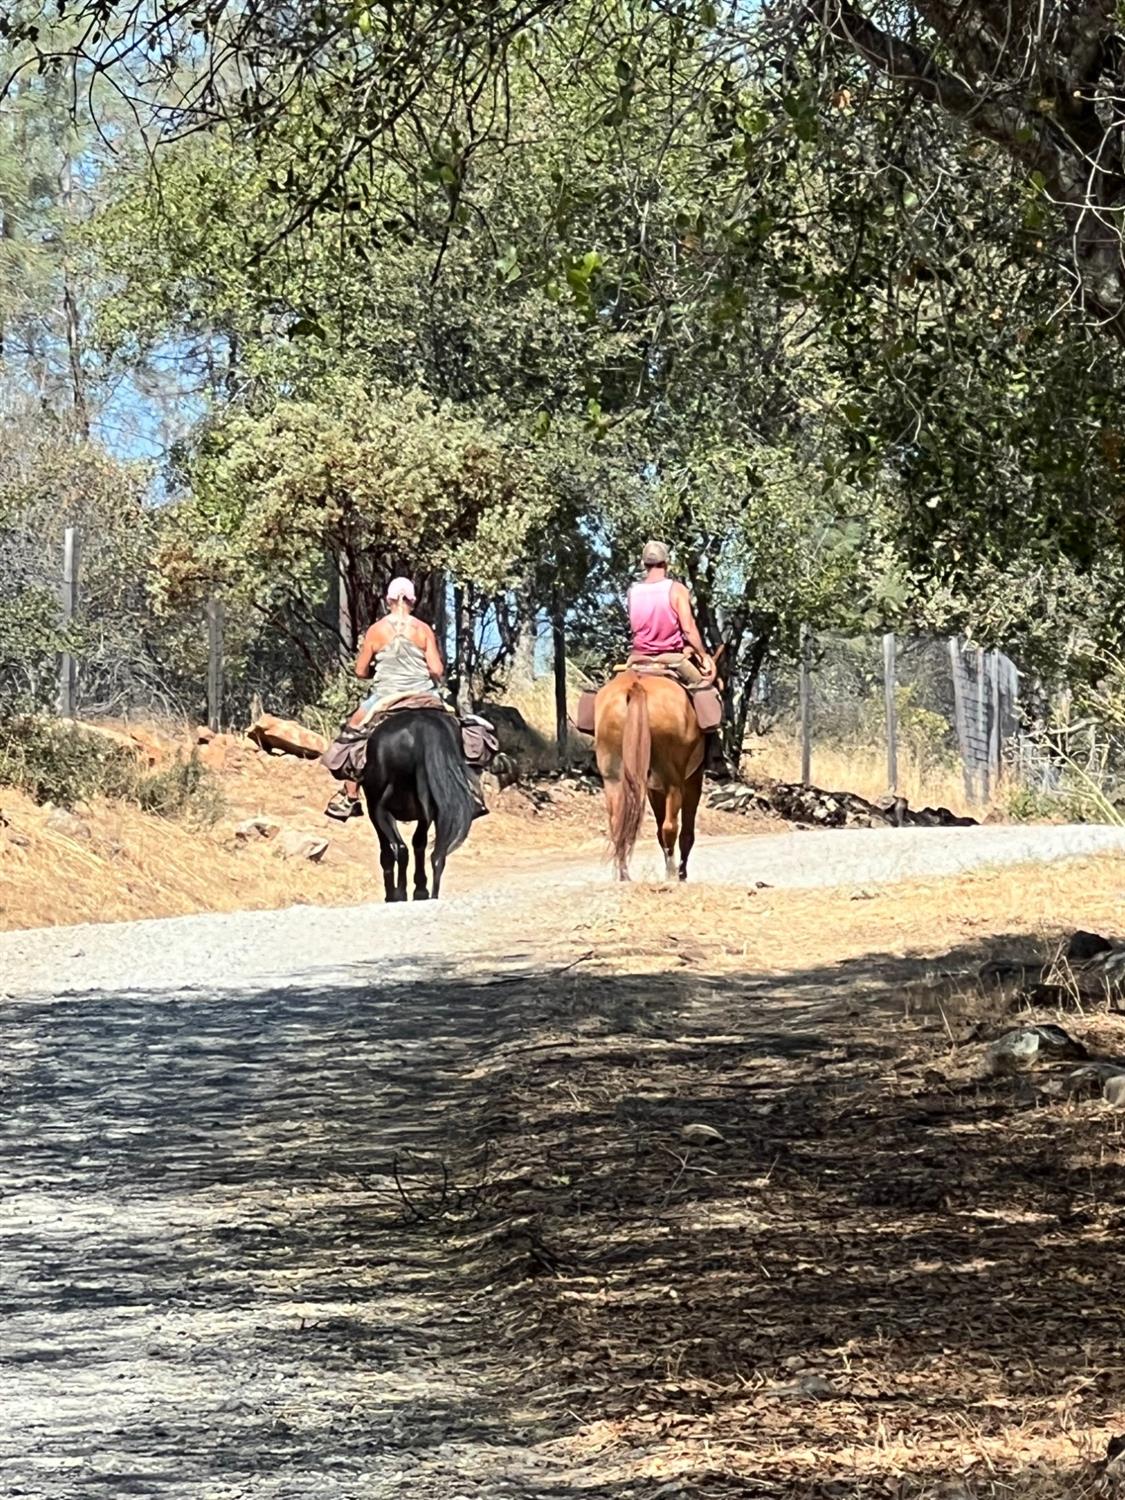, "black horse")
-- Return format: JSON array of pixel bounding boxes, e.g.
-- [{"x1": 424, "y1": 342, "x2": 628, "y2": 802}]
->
[{"x1": 359, "y1": 710, "x2": 476, "y2": 901}]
